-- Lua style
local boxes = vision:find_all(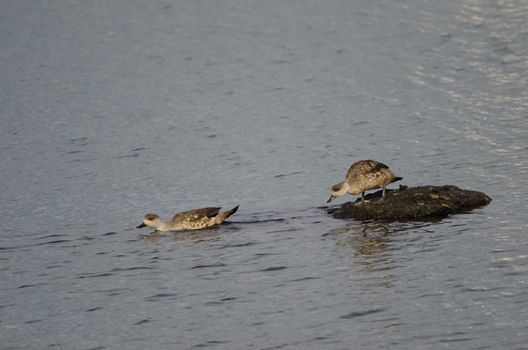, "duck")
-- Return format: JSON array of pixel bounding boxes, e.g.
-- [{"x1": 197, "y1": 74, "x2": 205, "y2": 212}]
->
[
  {"x1": 327, "y1": 160, "x2": 402, "y2": 203},
  {"x1": 137, "y1": 206, "x2": 239, "y2": 232}
]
